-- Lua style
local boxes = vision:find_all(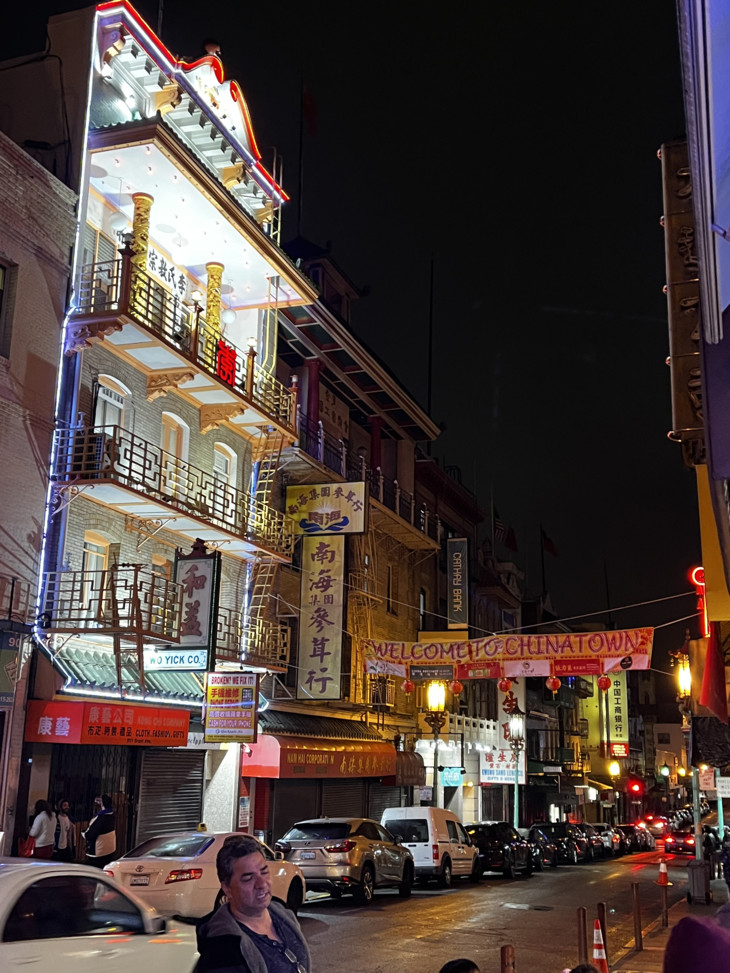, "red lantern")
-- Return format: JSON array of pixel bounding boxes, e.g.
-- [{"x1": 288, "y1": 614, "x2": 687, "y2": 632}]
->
[
  {"x1": 498, "y1": 678, "x2": 512, "y2": 693},
  {"x1": 597, "y1": 674, "x2": 611, "y2": 692},
  {"x1": 546, "y1": 676, "x2": 561, "y2": 693},
  {"x1": 401, "y1": 679, "x2": 415, "y2": 695},
  {"x1": 450, "y1": 680, "x2": 464, "y2": 695}
]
